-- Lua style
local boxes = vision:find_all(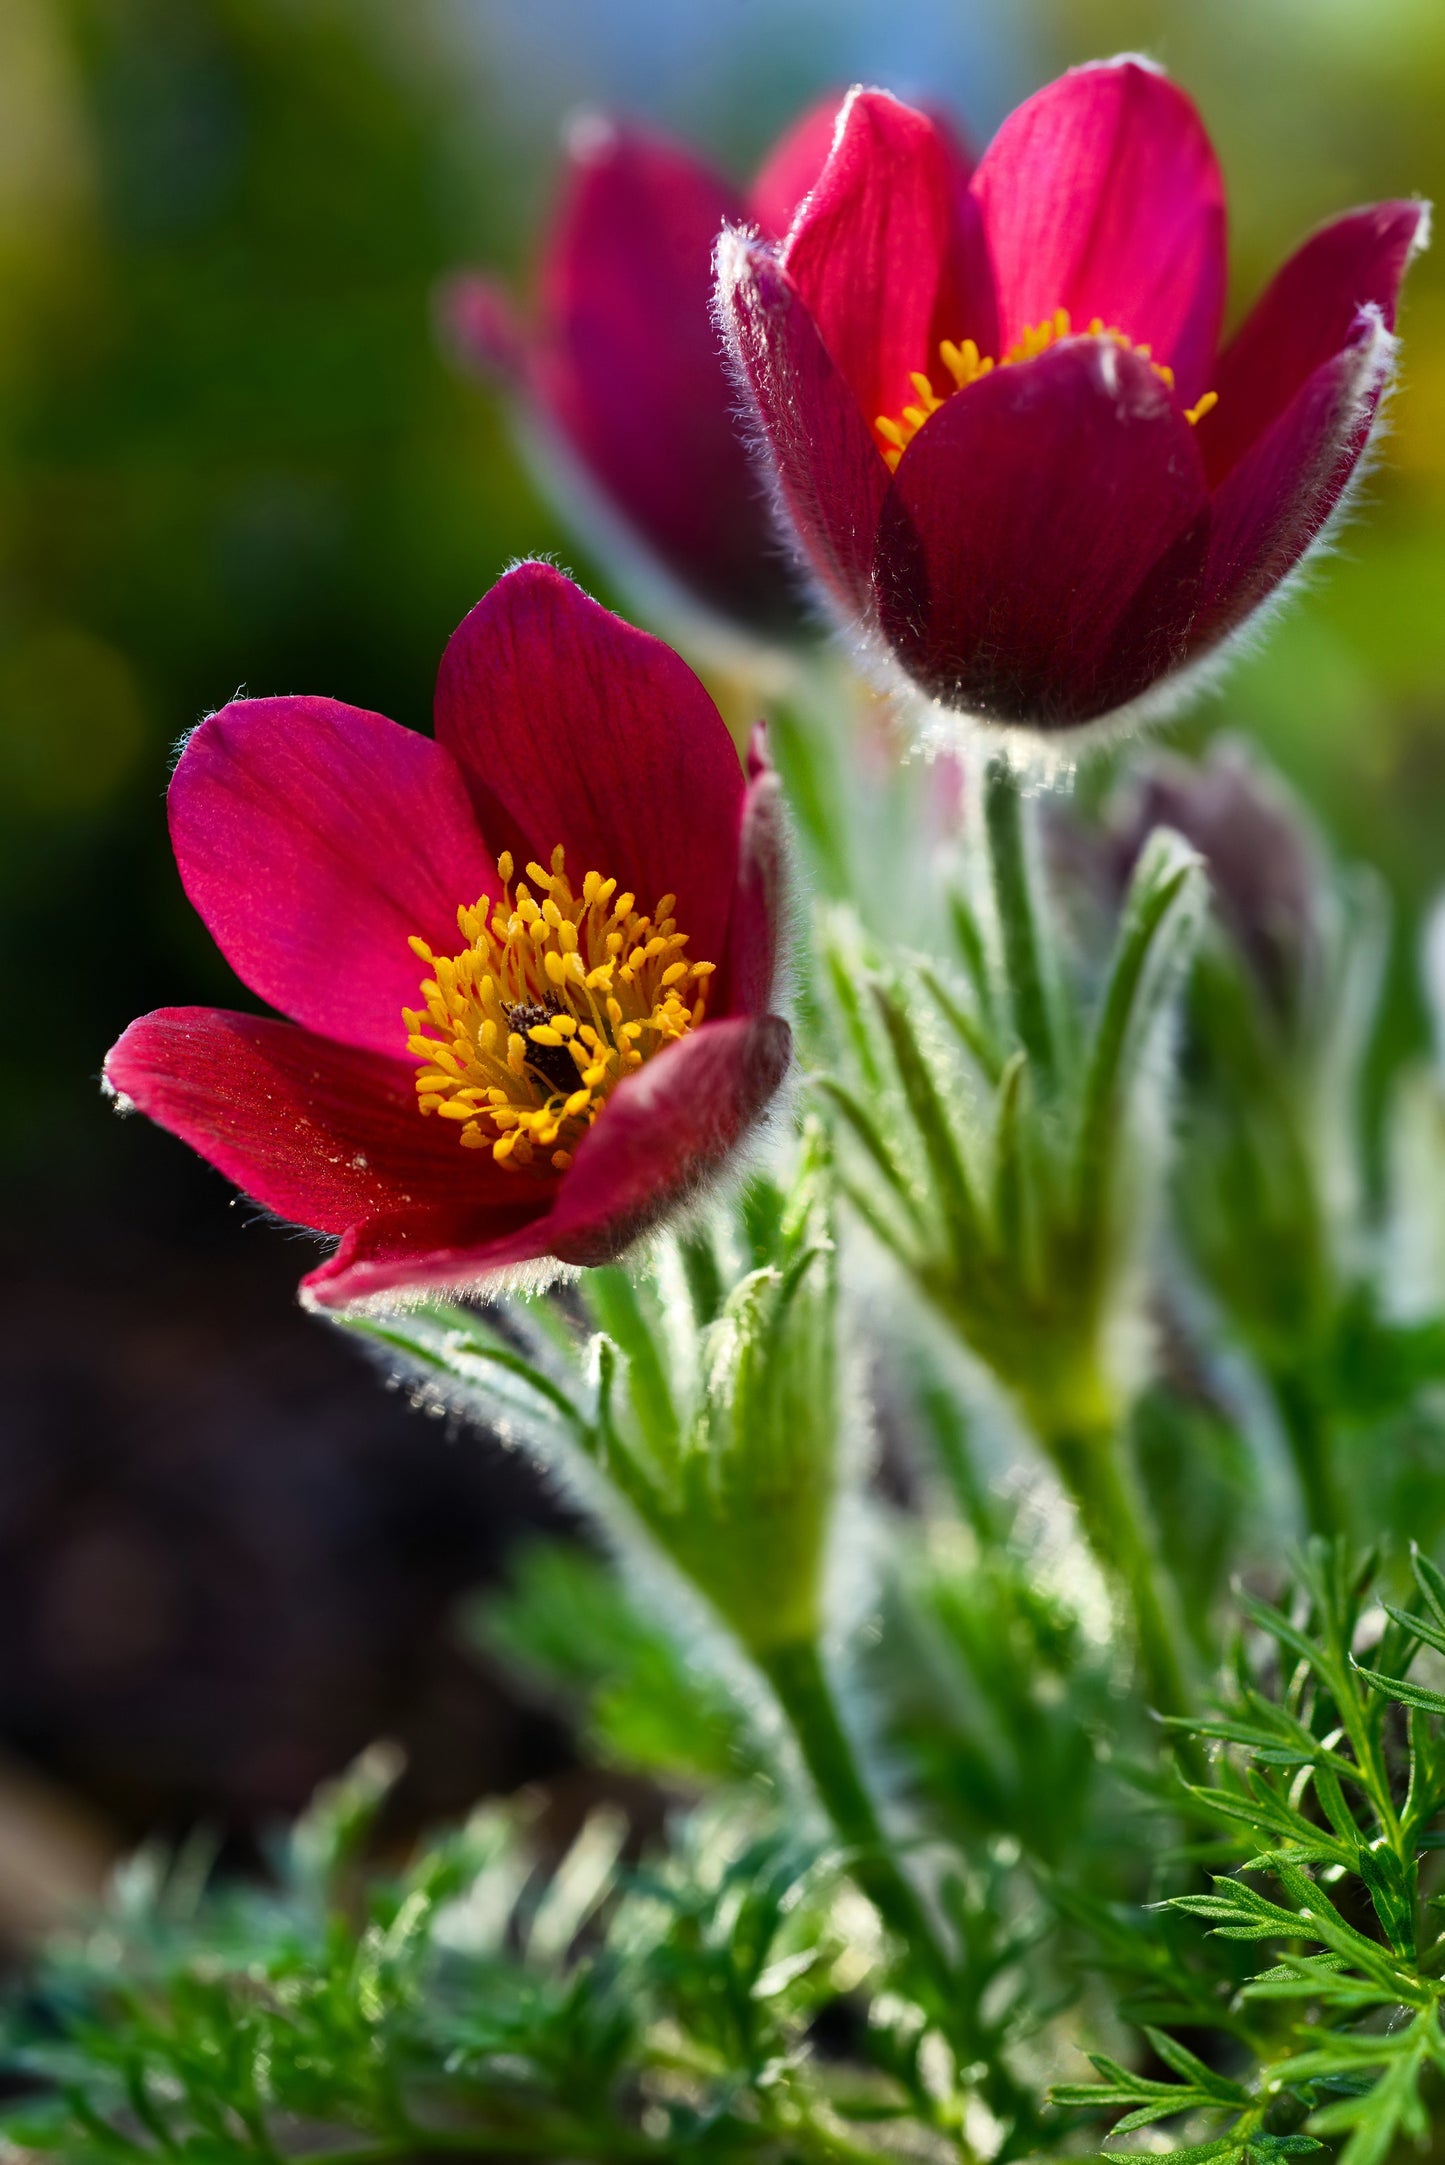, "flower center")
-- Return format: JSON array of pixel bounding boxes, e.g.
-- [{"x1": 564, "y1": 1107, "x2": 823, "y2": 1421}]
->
[
  {"x1": 404, "y1": 846, "x2": 715, "y2": 1173},
  {"x1": 874, "y1": 308, "x2": 1219, "y2": 471}
]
